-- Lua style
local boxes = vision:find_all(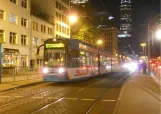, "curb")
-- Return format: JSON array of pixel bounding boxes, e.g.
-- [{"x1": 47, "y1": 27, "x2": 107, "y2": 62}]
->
[
  {"x1": 0, "y1": 81, "x2": 44, "y2": 92},
  {"x1": 150, "y1": 76, "x2": 161, "y2": 88},
  {"x1": 113, "y1": 79, "x2": 129, "y2": 114}
]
